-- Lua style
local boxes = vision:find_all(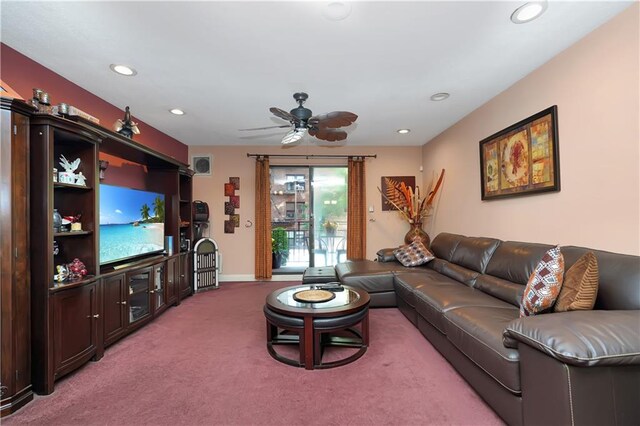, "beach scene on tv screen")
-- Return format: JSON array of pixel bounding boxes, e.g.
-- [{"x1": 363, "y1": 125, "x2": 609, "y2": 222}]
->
[{"x1": 100, "y1": 185, "x2": 165, "y2": 264}]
